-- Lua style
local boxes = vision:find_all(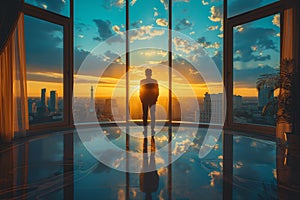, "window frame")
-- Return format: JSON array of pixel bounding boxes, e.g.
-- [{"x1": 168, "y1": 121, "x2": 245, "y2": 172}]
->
[
  {"x1": 22, "y1": 1, "x2": 74, "y2": 132},
  {"x1": 224, "y1": 0, "x2": 284, "y2": 135}
]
